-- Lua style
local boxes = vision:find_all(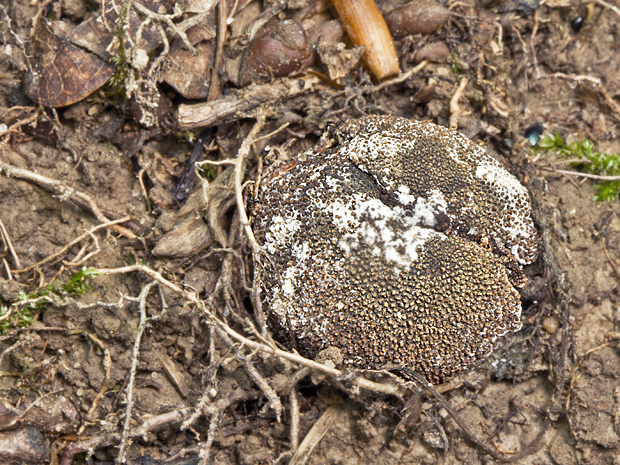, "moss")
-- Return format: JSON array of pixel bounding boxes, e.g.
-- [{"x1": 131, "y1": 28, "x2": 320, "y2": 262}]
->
[
  {"x1": 0, "y1": 267, "x2": 99, "y2": 335},
  {"x1": 450, "y1": 52, "x2": 463, "y2": 74},
  {"x1": 537, "y1": 131, "x2": 620, "y2": 202},
  {"x1": 106, "y1": 1, "x2": 133, "y2": 98},
  {"x1": 0, "y1": 303, "x2": 33, "y2": 334},
  {"x1": 63, "y1": 267, "x2": 100, "y2": 295}
]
